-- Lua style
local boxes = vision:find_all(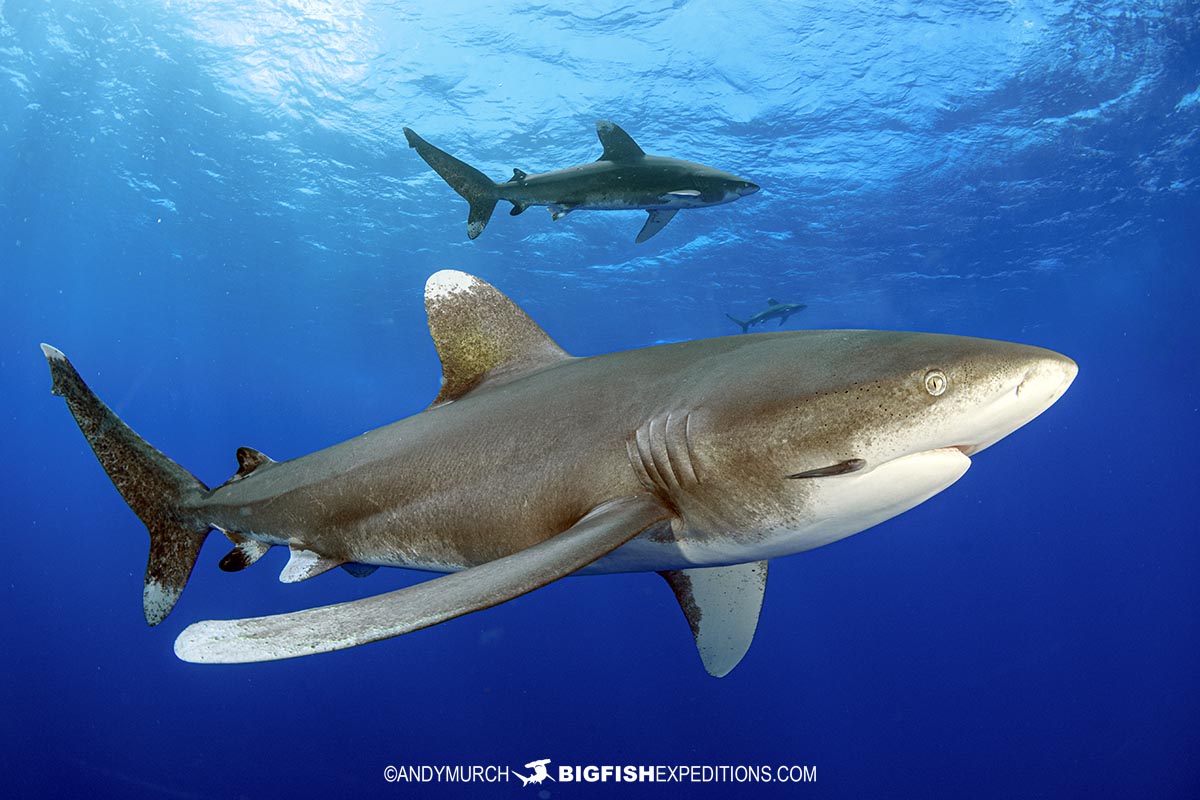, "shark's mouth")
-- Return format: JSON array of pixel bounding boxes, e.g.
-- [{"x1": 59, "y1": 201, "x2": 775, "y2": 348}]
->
[{"x1": 787, "y1": 446, "x2": 975, "y2": 480}]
